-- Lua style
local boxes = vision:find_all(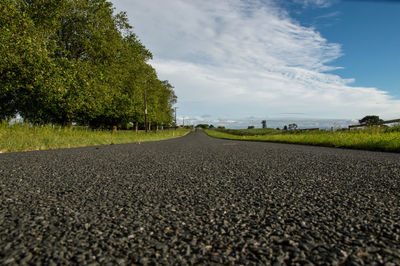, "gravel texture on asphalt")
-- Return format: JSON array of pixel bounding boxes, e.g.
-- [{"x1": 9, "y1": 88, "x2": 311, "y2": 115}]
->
[{"x1": 1, "y1": 130, "x2": 400, "y2": 265}]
